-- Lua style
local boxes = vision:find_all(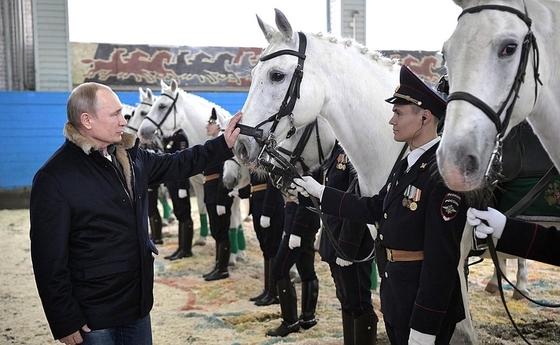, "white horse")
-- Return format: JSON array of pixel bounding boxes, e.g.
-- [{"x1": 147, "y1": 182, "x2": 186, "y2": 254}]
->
[
  {"x1": 437, "y1": 0, "x2": 560, "y2": 192},
  {"x1": 232, "y1": 9, "x2": 478, "y2": 344},
  {"x1": 126, "y1": 86, "x2": 209, "y2": 242},
  {"x1": 137, "y1": 79, "x2": 239, "y2": 245}
]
